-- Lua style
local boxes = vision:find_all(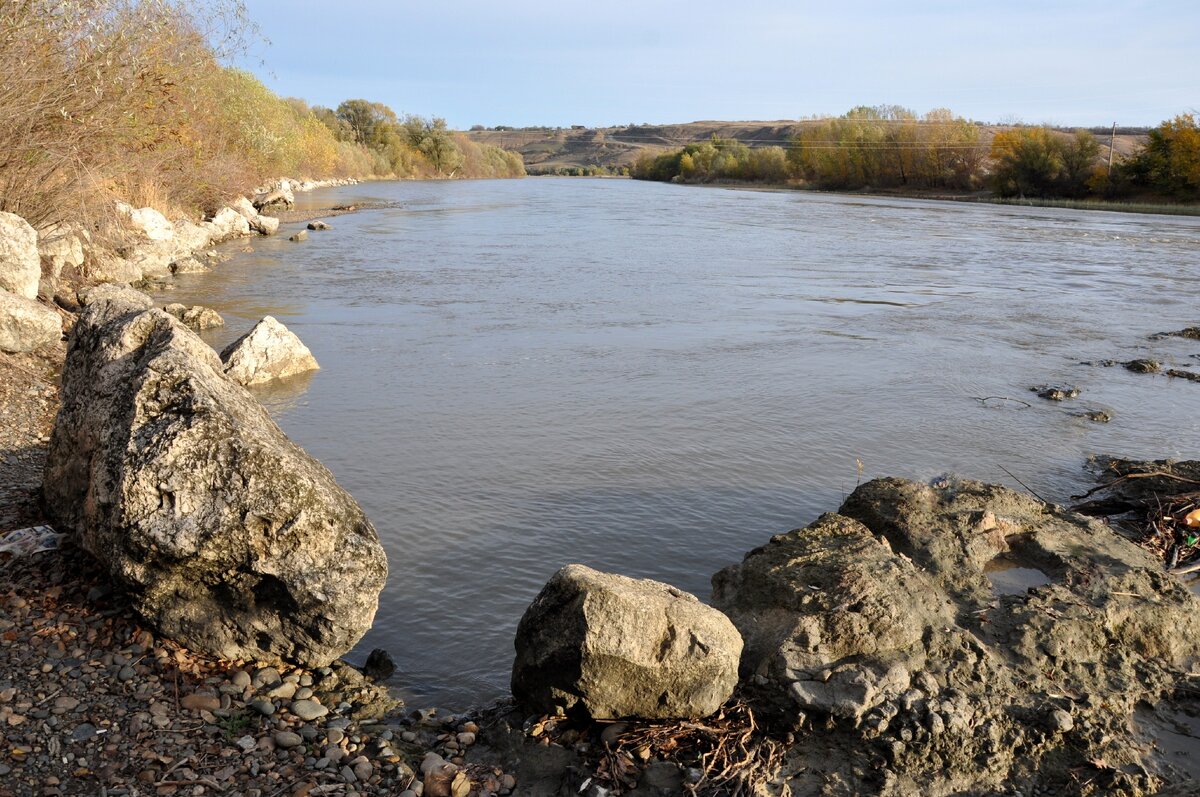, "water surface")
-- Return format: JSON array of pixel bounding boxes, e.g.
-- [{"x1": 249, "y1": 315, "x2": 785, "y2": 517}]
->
[{"x1": 169, "y1": 179, "x2": 1200, "y2": 707}]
